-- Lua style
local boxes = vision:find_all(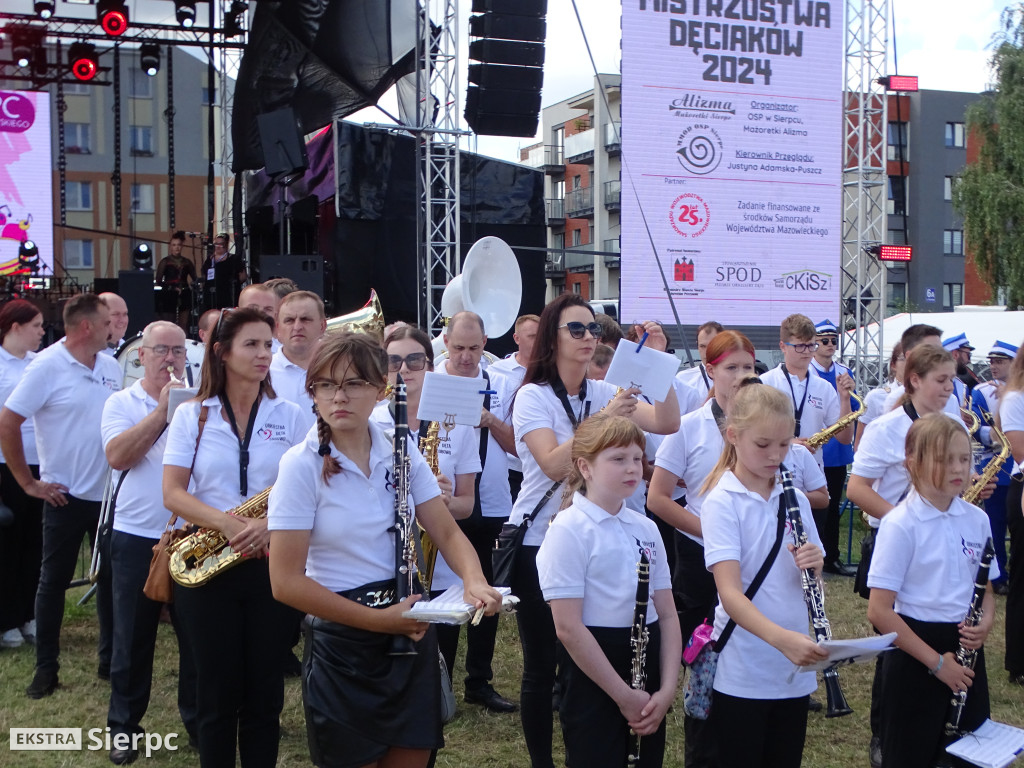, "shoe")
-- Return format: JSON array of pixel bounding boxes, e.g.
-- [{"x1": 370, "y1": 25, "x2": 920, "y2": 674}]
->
[
  {"x1": 822, "y1": 560, "x2": 857, "y2": 577},
  {"x1": 994, "y1": 581, "x2": 1010, "y2": 596},
  {"x1": 808, "y1": 696, "x2": 823, "y2": 713},
  {"x1": 869, "y1": 735, "x2": 882, "y2": 768},
  {"x1": 1, "y1": 628, "x2": 24, "y2": 648},
  {"x1": 1009, "y1": 672, "x2": 1024, "y2": 686},
  {"x1": 465, "y1": 685, "x2": 519, "y2": 713},
  {"x1": 98, "y1": 664, "x2": 111, "y2": 681},
  {"x1": 25, "y1": 669, "x2": 58, "y2": 699},
  {"x1": 109, "y1": 748, "x2": 139, "y2": 765},
  {"x1": 20, "y1": 620, "x2": 36, "y2": 644}
]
